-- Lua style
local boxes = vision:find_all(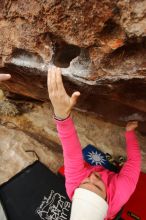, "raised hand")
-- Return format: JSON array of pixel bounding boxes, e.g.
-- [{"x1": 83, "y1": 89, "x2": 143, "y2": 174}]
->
[
  {"x1": 47, "y1": 67, "x2": 80, "y2": 119},
  {"x1": 126, "y1": 121, "x2": 138, "y2": 131},
  {"x1": 0, "y1": 74, "x2": 11, "y2": 82}
]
